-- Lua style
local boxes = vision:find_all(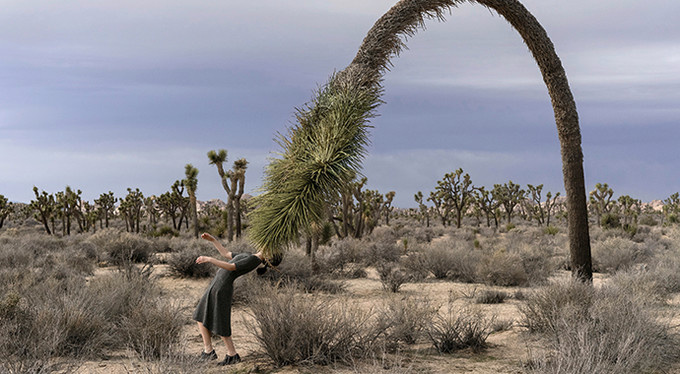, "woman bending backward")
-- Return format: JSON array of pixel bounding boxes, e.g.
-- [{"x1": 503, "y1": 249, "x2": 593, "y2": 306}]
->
[{"x1": 193, "y1": 232, "x2": 281, "y2": 366}]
